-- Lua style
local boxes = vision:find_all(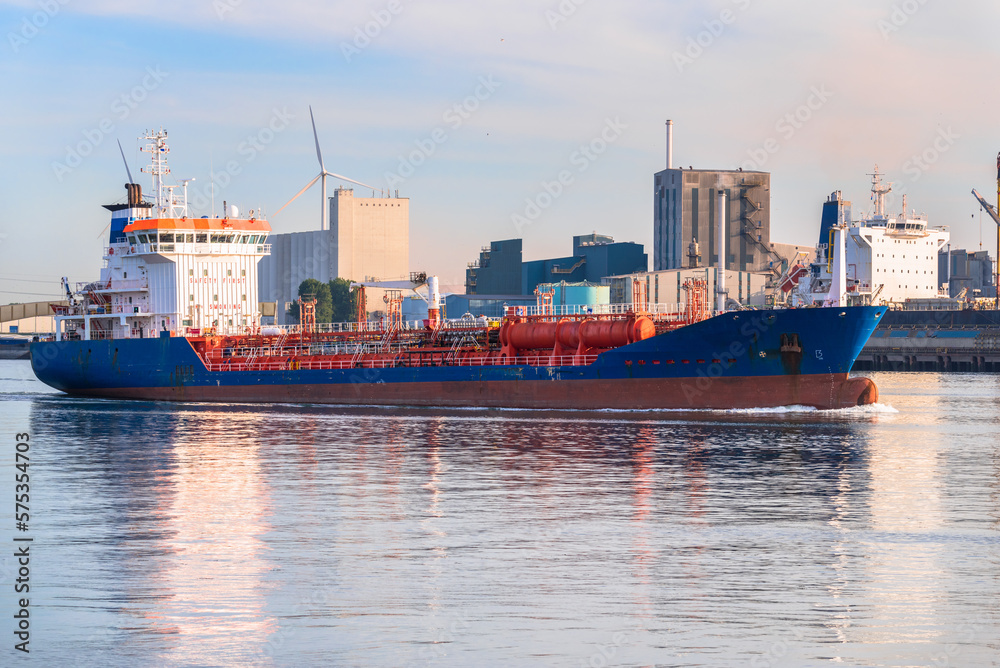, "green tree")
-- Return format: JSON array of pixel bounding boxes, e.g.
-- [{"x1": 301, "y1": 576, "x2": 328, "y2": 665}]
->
[
  {"x1": 328, "y1": 277, "x2": 357, "y2": 322},
  {"x1": 286, "y1": 278, "x2": 332, "y2": 323}
]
